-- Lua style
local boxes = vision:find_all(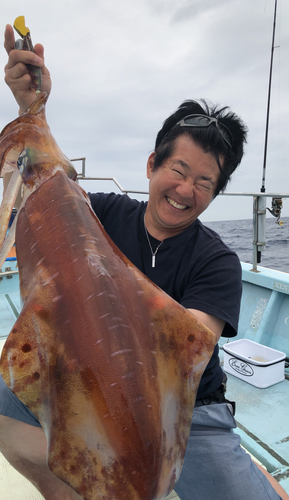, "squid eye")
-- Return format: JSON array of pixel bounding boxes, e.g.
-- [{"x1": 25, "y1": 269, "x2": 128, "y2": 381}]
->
[{"x1": 17, "y1": 150, "x2": 28, "y2": 172}]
